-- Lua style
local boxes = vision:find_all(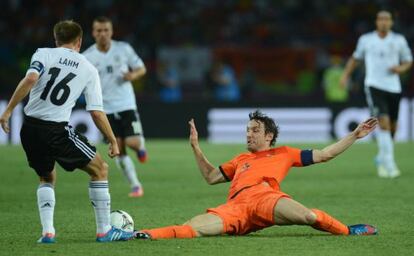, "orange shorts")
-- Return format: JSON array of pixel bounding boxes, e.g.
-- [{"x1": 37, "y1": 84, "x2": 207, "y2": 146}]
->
[{"x1": 207, "y1": 183, "x2": 290, "y2": 235}]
